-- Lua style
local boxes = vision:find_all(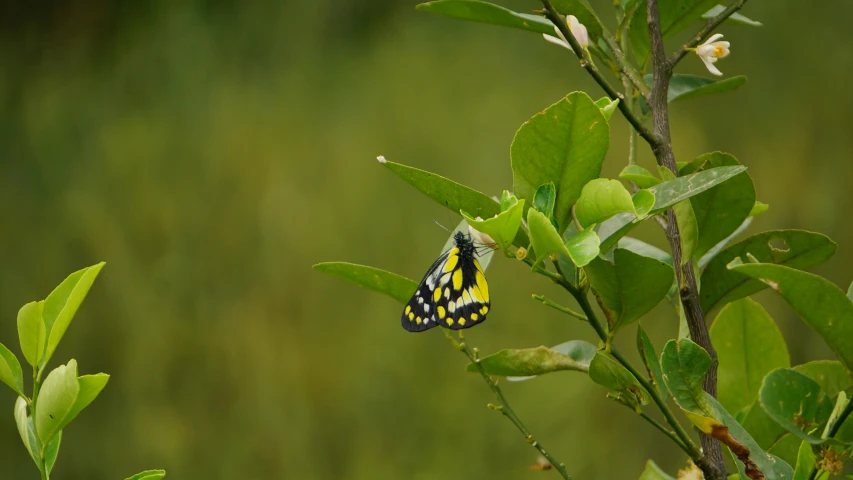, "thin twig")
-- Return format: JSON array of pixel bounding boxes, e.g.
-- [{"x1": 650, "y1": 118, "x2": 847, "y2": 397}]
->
[
  {"x1": 532, "y1": 294, "x2": 588, "y2": 321},
  {"x1": 668, "y1": 0, "x2": 750, "y2": 68},
  {"x1": 639, "y1": 411, "x2": 689, "y2": 452},
  {"x1": 644, "y1": 0, "x2": 726, "y2": 477},
  {"x1": 450, "y1": 332, "x2": 572, "y2": 479},
  {"x1": 539, "y1": 0, "x2": 660, "y2": 149}
]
